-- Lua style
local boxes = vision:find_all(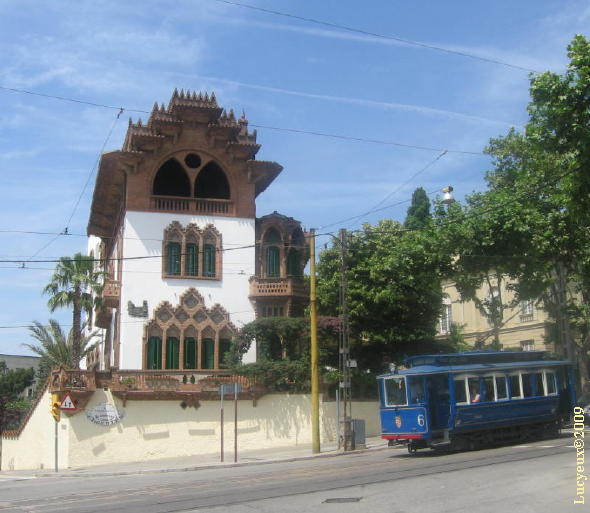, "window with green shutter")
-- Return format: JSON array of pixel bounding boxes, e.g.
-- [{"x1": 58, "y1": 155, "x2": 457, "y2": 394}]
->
[
  {"x1": 166, "y1": 337, "x2": 180, "y2": 369},
  {"x1": 147, "y1": 337, "x2": 162, "y2": 369},
  {"x1": 167, "y1": 242, "x2": 181, "y2": 275},
  {"x1": 185, "y1": 243, "x2": 198, "y2": 276},
  {"x1": 287, "y1": 249, "x2": 300, "y2": 276},
  {"x1": 204, "y1": 244, "x2": 216, "y2": 277},
  {"x1": 267, "y1": 246, "x2": 280, "y2": 277},
  {"x1": 184, "y1": 337, "x2": 197, "y2": 369},
  {"x1": 202, "y1": 338, "x2": 215, "y2": 369}
]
